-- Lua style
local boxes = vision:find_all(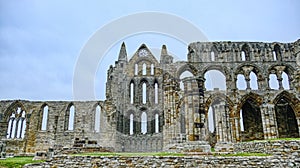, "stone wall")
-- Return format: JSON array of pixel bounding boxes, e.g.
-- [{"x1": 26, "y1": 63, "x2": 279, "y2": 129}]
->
[
  {"x1": 25, "y1": 155, "x2": 300, "y2": 168},
  {"x1": 234, "y1": 140, "x2": 300, "y2": 156},
  {"x1": 116, "y1": 133, "x2": 163, "y2": 152},
  {"x1": 1, "y1": 39, "x2": 300, "y2": 154},
  {"x1": 0, "y1": 100, "x2": 116, "y2": 155},
  {"x1": 23, "y1": 140, "x2": 300, "y2": 167}
]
